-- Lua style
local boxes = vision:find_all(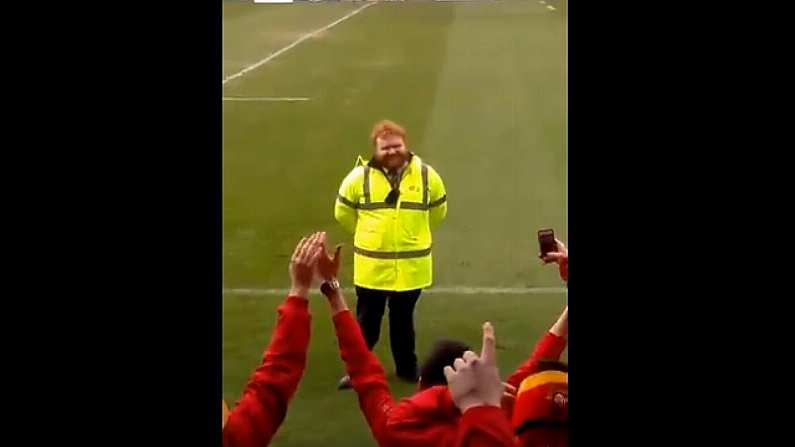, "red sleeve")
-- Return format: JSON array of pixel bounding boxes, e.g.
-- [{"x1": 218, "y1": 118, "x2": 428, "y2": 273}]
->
[
  {"x1": 223, "y1": 296, "x2": 311, "y2": 447},
  {"x1": 333, "y1": 310, "x2": 395, "y2": 446},
  {"x1": 455, "y1": 406, "x2": 515, "y2": 447},
  {"x1": 506, "y1": 332, "x2": 567, "y2": 388}
]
